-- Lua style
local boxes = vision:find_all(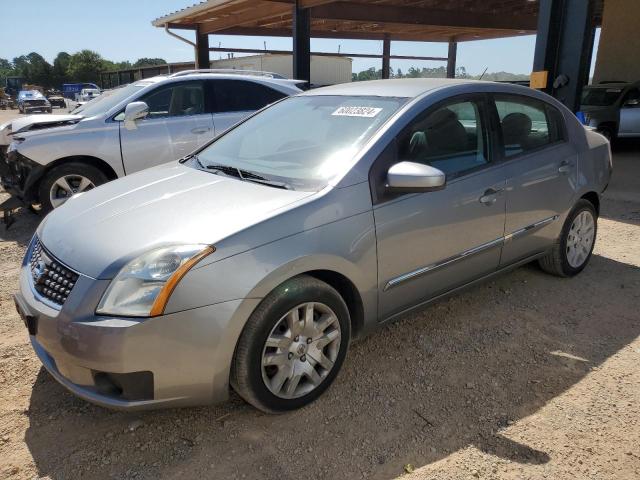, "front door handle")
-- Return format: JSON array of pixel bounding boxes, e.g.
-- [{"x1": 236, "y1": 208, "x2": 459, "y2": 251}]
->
[
  {"x1": 558, "y1": 161, "x2": 573, "y2": 174},
  {"x1": 191, "y1": 127, "x2": 211, "y2": 134},
  {"x1": 479, "y1": 188, "x2": 503, "y2": 205}
]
